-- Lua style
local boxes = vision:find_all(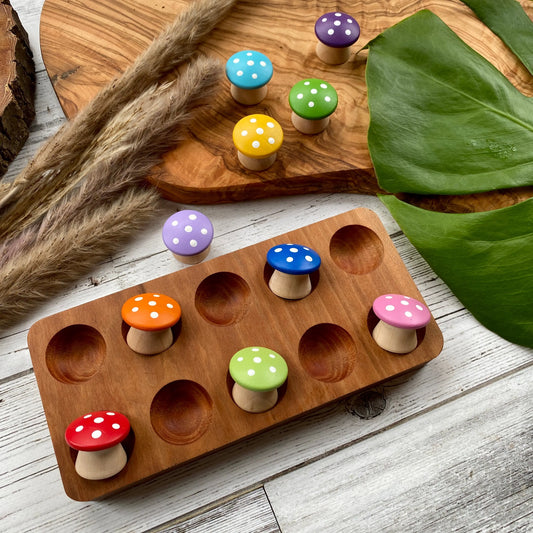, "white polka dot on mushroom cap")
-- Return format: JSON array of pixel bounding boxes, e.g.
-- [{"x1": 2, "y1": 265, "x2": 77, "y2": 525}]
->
[{"x1": 92, "y1": 430, "x2": 102, "y2": 439}]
